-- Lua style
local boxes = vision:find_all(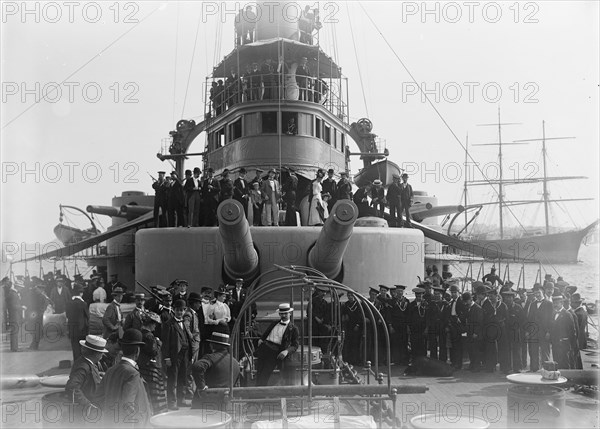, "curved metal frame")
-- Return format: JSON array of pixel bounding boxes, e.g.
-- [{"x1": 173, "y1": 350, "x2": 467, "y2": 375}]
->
[{"x1": 229, "y1": 265, "x2": 392, "y2": 402}]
